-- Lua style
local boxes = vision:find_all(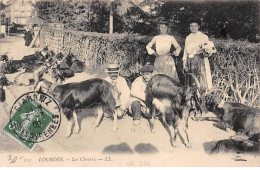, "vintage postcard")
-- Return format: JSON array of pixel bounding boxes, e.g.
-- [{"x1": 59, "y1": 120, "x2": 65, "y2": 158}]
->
[{"x1": 0, "y1": 0, "x2": 259, "y2": 167}]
